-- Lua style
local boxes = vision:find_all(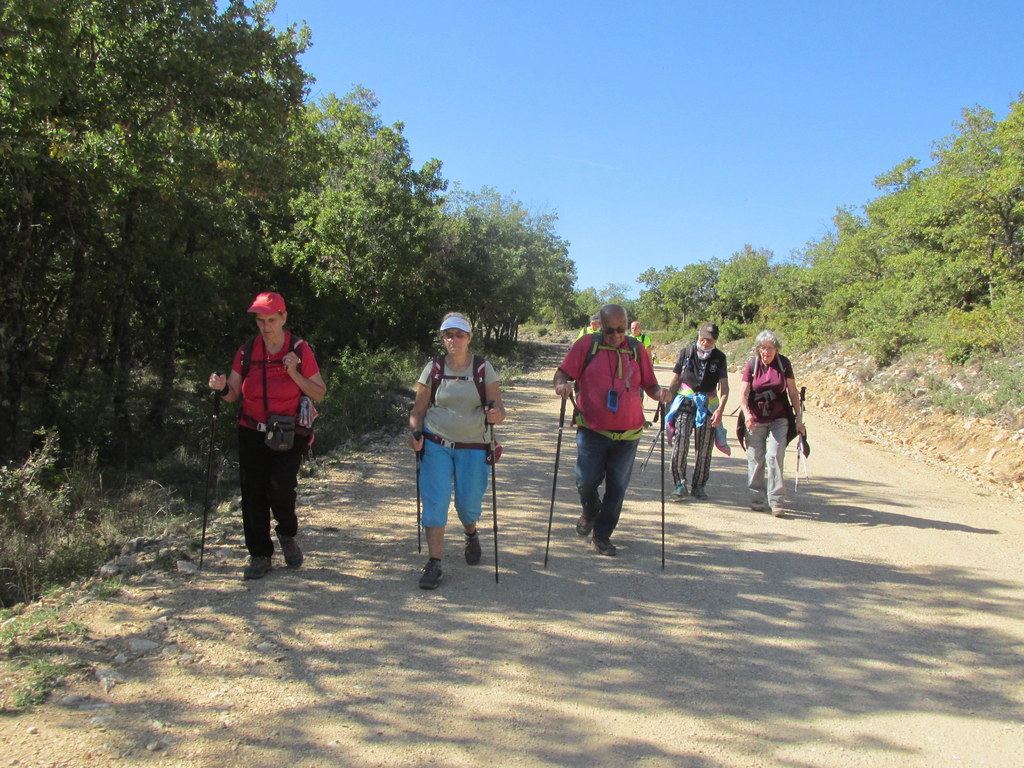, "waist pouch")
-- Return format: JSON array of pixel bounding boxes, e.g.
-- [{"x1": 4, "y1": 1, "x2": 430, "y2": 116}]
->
[{"x1": 263, "y1": 414, "x2": 296, "y2": 451}]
